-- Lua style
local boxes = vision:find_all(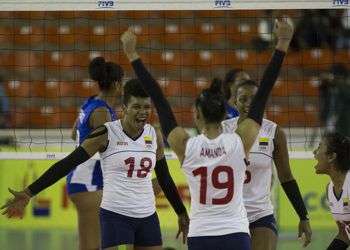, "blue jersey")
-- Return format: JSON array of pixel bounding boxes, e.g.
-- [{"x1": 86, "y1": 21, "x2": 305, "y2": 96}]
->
[
  {"x1": 67, "y1": 96, "x2": 117, "y2": 195},
  {"x1": 77, "y1": 96, "x2": 117, "y2": 144},
  {"x1": 225, "y1": 103, "x2": 239, "y2": 119}
]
